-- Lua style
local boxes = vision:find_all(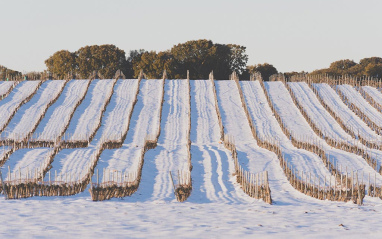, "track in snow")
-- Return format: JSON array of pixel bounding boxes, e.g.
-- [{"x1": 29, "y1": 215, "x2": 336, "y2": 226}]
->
[
  {"x1": 188, "y1": 80, "x2": 249, "y2": 204},
  {"x1": 131, "y1": 79, "x2": 189, "y2": 202}
]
